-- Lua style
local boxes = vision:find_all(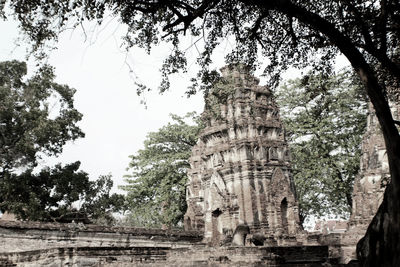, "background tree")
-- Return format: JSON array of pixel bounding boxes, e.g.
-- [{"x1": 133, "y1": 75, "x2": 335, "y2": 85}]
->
[
  {"x1": 0, "y1": 59, "x2": 84, "y2": 217},
  {"x1": 121, "y1": 112, "x2": 202, "y2": 228},
  {"x1": 0, "y1": 60, "x2": 84, "y2": 174},
  {"x1": 80, "y1": 174, "x2": 127, "y2": 225},
  {"x1": 276, "y1": 69, "x2": 367, "y2": 223},
  {"x1": 3, "y1": 1, "x2": 400, "y2": 264},
  {"x1": 0, "y1": 161, "x2": 126, "y2": 224},
  {"x1": 0, "y1": 60, "x2": 125, "y2": 224}
]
